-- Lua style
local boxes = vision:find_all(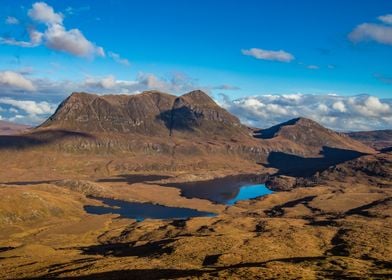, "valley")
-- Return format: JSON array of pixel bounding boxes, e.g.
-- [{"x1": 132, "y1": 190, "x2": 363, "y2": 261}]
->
[{"x1": 0, "y1": 90, "x2": 390, "y2": 279}]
